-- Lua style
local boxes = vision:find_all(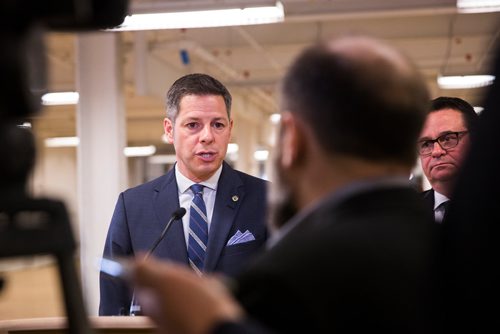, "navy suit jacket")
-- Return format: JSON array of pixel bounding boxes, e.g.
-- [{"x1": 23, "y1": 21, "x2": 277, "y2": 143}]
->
[
  {"x1": 99, "y1": 161, "x2": 269, "y2": 315},
  {"x1": 421, "y1": 188, "x2": 435, "y2": 210}
]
